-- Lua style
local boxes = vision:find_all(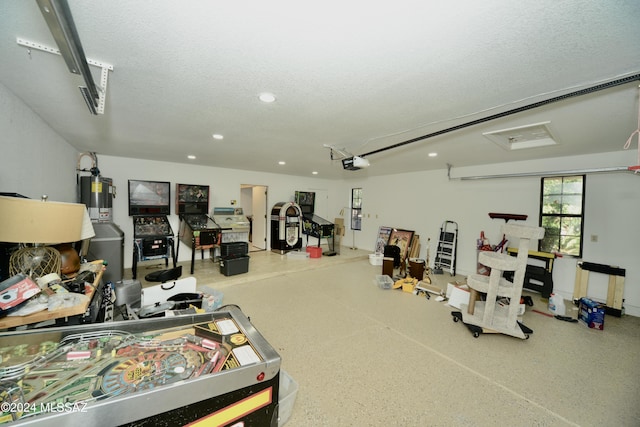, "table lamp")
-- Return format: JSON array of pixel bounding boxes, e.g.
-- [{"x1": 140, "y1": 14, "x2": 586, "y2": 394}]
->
[
  {"x1": 0, "y1": 195, "x2": 88, "y2": 280},
  {"x1": 56, "y1": 209, "x2": 96, "y2": 275}
]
